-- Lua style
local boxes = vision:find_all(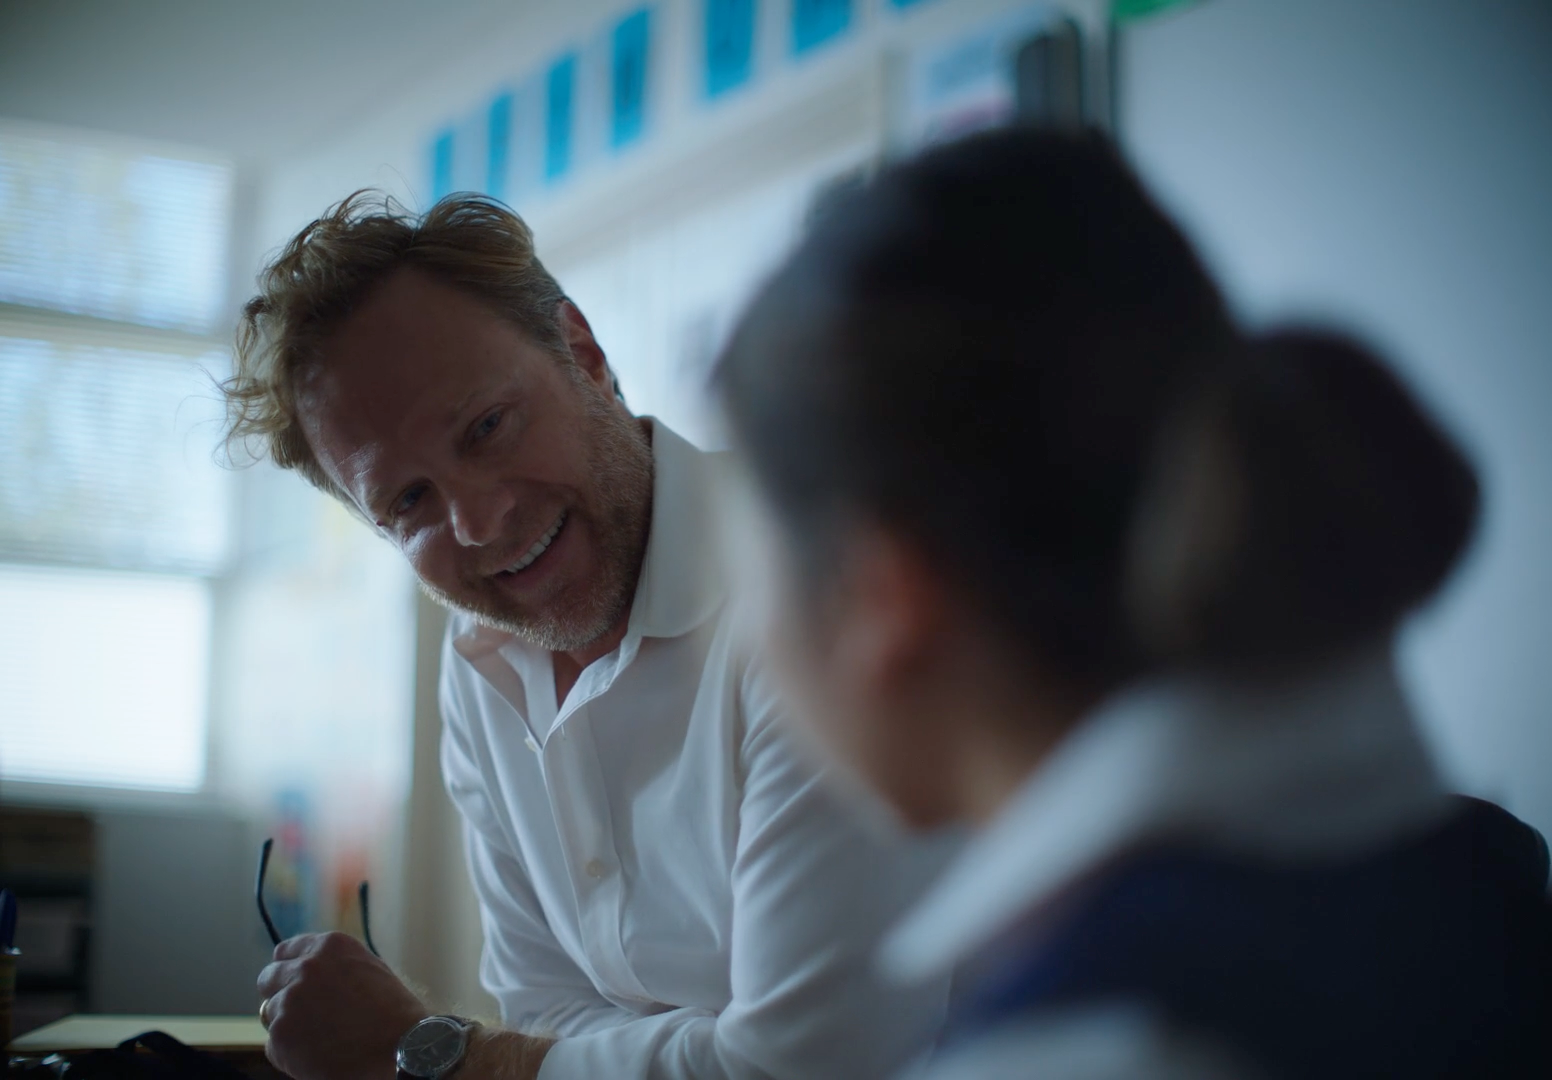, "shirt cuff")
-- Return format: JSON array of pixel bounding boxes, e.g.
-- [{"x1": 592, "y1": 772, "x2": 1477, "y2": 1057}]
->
[{"x1": 535, "y1": 1008, "x2": 719, "y2": 1080}]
